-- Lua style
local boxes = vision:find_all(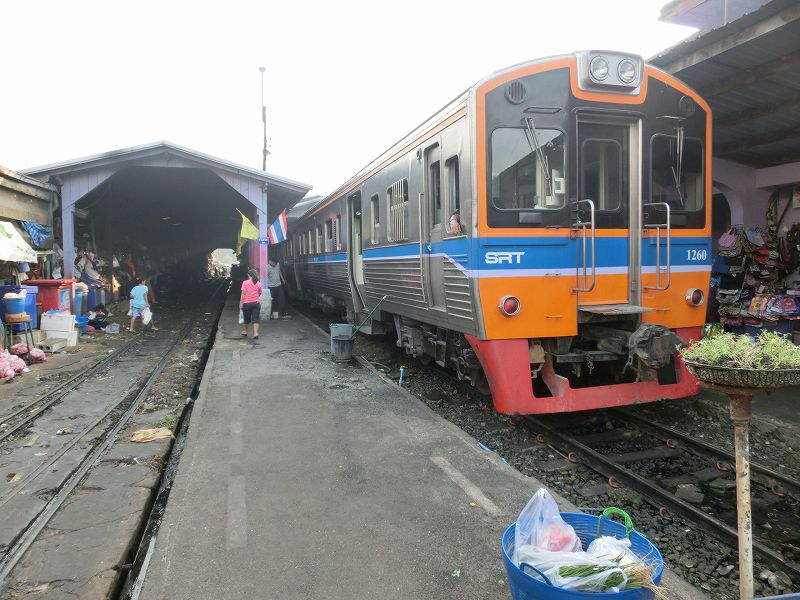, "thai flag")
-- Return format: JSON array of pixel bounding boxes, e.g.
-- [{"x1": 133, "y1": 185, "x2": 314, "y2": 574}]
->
[{"x1": 267, "y1": 210, "x2": 288, "y2": 244}]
